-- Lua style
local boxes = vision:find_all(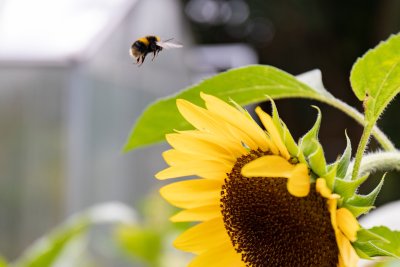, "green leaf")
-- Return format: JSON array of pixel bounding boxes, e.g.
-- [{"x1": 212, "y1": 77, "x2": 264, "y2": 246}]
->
[
  {"x1": 354, "y1": 226, "x2": 400, "y2": 259},
  {"x1": 14, "y1": 203, "x2": 136, "y2": 267},
  {"x1": 124, "y1": 65, "x2": 329, "y2": 151},
  {"x1": 354, "y1": 247, "x2": 373, "y2": 260},
  {"x1": 350, "y1": 33, "x2": 400, "y2": 123},
  {"x1": 356, "y1": 228, "x2": 390, "y2": 243}
]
